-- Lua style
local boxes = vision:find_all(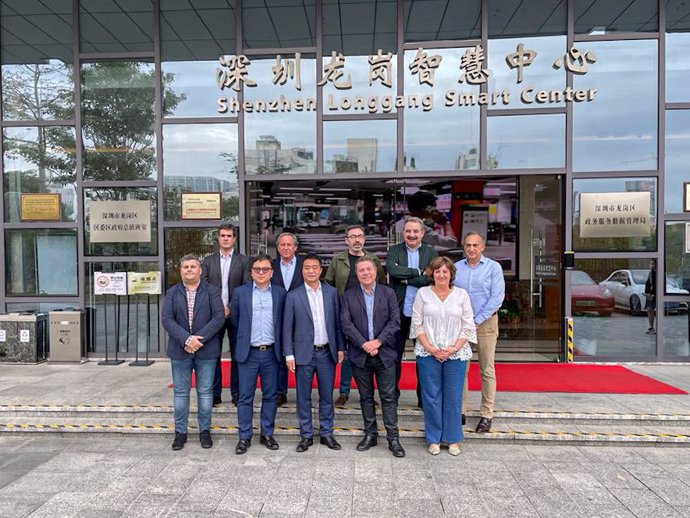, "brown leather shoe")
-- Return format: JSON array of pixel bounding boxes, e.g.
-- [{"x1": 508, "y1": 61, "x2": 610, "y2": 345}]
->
[
  {"x1": 334, "y1": 394, "x2": 348, "y2": 406},
  {"x1": 476, "y1": 417, "x2": 492, "y2": 433},
  {"x1": 276, "y1": 393, "x2": 288, "y2": 407}
]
